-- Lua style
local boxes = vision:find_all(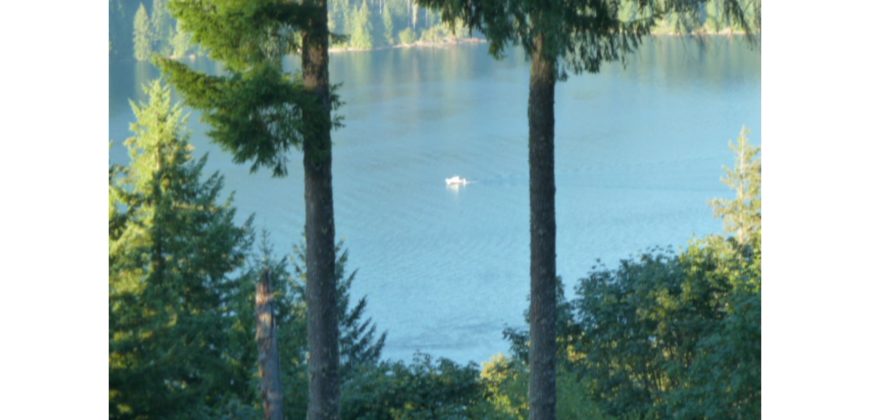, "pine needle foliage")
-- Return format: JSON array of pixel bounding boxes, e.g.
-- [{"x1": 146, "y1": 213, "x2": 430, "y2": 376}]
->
[
  {"x1": 109, "y1": 80, "x2": 254, "y2": 419},
  {"x1": 157, "y1": 0, "x2": 342, "y2": 176},
  {"x1": 288, "y1": 241, "x2": 387, "y2": 376},
  {"x1": 417, "y1": 0, "x2": 758, "y2": 78}
]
